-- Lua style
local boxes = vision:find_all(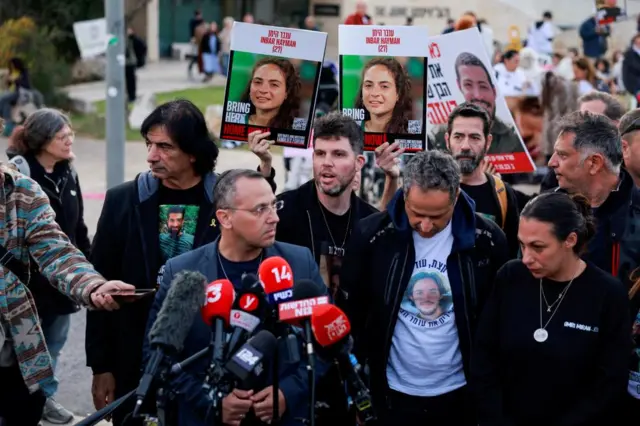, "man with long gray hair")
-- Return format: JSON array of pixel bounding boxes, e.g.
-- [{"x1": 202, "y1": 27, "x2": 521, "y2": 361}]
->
[{"x1": 339, "y1": 150, "x2": 509, "y2": 426}]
